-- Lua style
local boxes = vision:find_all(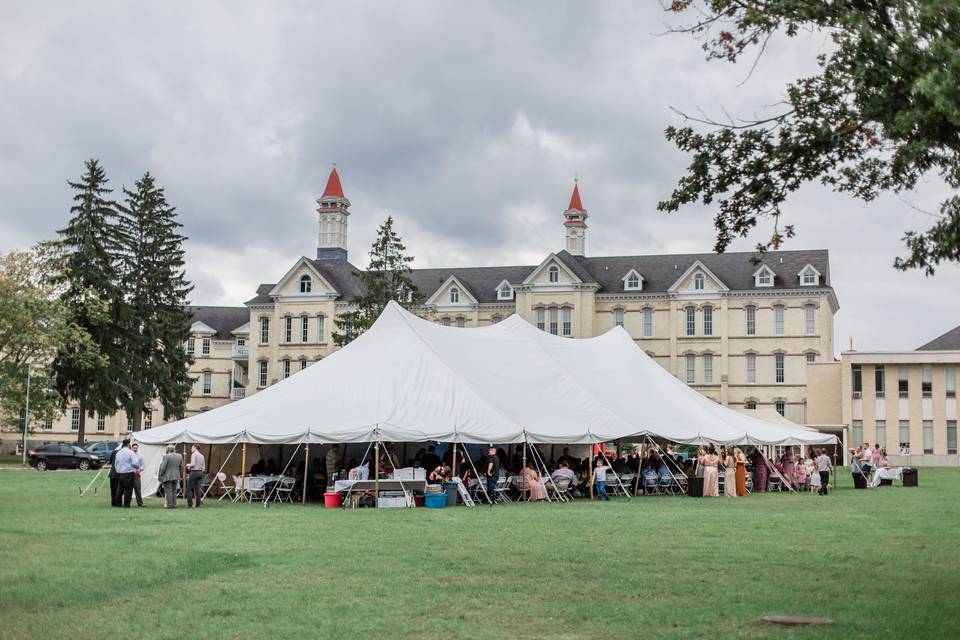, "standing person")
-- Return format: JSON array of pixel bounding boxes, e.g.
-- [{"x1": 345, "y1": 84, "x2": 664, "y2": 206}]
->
[
  {"x1": 158, "y1": 444, "x2": 183, "y2": 508},
  {"x1": 806, "y1": 450, "x2": 821, "y2": 494},
  {"x1": 185, "y1": 443, "x2": 205, "y2": 508},
  {"x1": 723, "y1": 447, "x2": 737, "y2": 497},
  {"x1": 325, "y1": 444, "x2": 340, "y2": 482},
  {"x1": 113, "y1": 439, "x2": 141, "y2": 508},
  {"x1": 131, "y1": 443, "x2": 145, "y2": 507},
  {"x1": 871, "y1": 444, "x2": 883, "y2": 471},
  {"x1": 860, "y1": 443, "x2": 873, "y2": 475},
  {"x1": 751, "y1": 449, "x2": 768, "y2": 493},
  {"x1": 734, "y1": 448, "x2": 748, "y2": 496},
  {"x1": 108, "y1": 444, "x2": 121, "y2": 507},
  {"x1": 700, "y1": 445, "x2": 720, "y2": 497},
  {"x1": 485, "y1": 447, "x2": 500, "y2": 505},
  {"x1": 594, "y1": 458, "x2": 611, "y2": 501},
  {"x1": 816, "y1": 448, "x2": 832, "y2": 496}
]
